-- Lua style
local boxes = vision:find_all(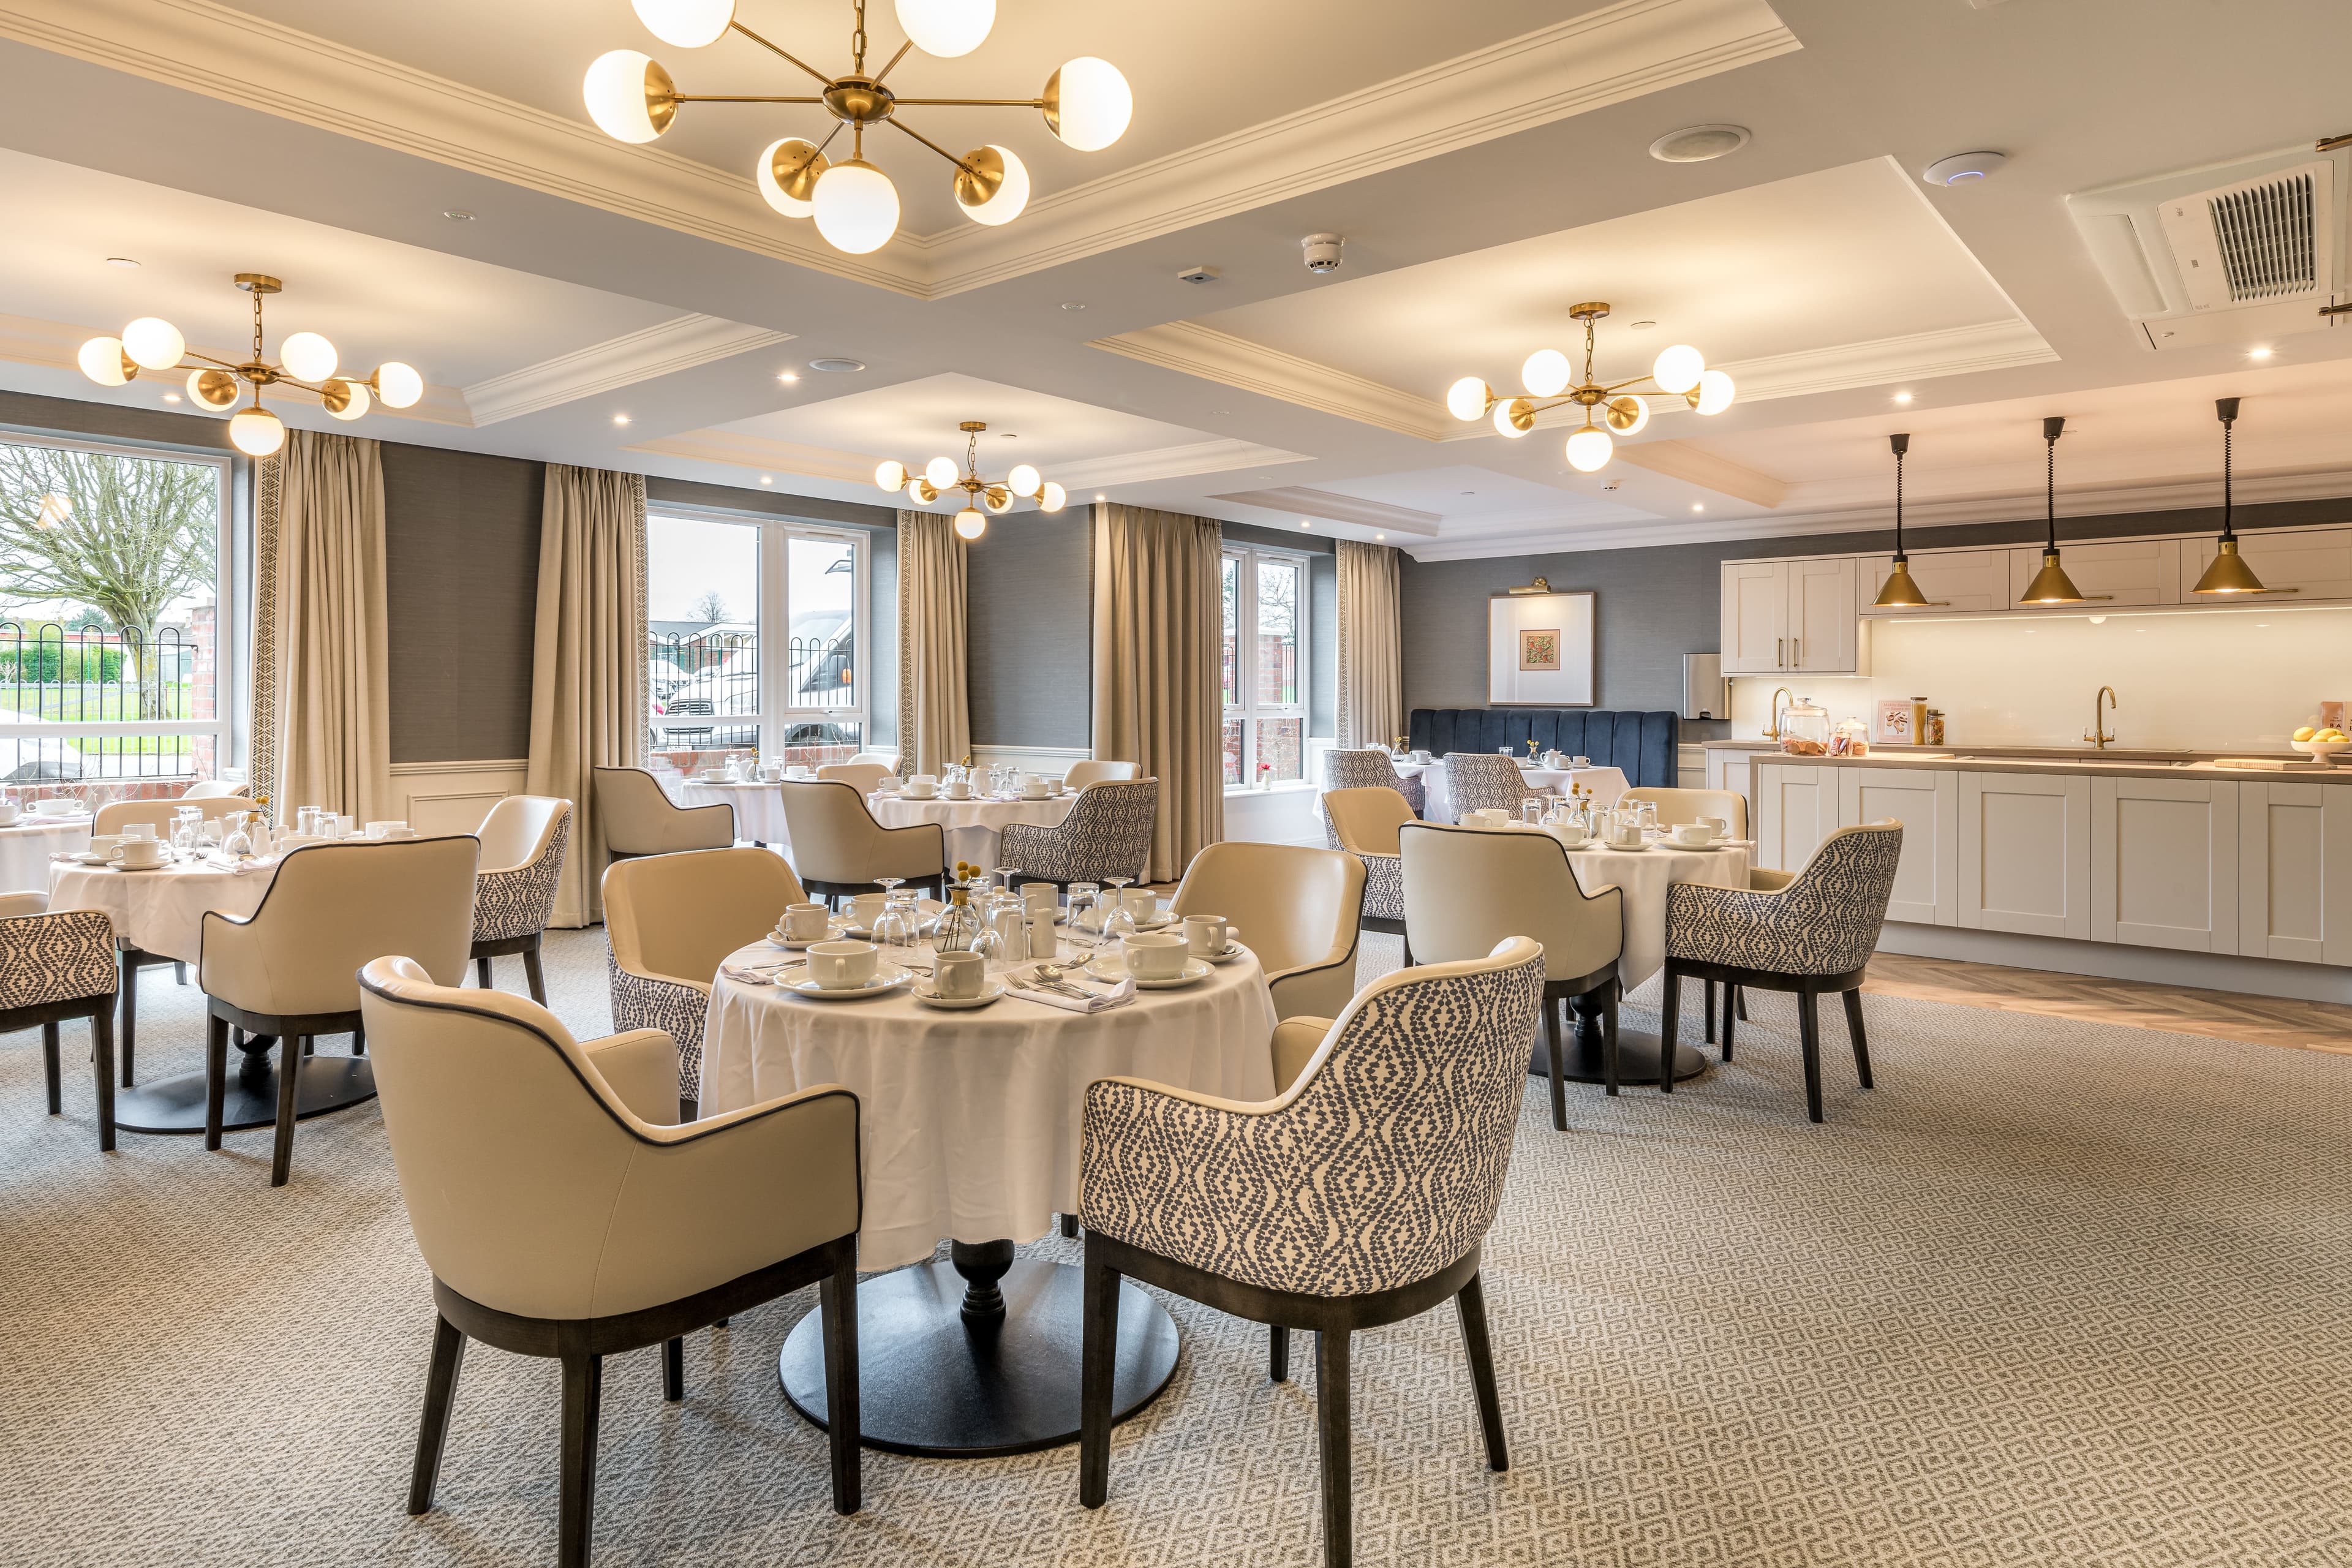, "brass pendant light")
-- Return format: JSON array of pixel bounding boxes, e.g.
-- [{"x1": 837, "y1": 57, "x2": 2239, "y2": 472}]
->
[
  {"x1": 2018, "y1": 415, "x2": 2086, "y2": 604},
  {"x1": 2191, "y1": 396, "x2": 2269, "y2": 595},
  {"x1": 1872, "y1": 432, "x2": 1929, "y2": 607}
]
